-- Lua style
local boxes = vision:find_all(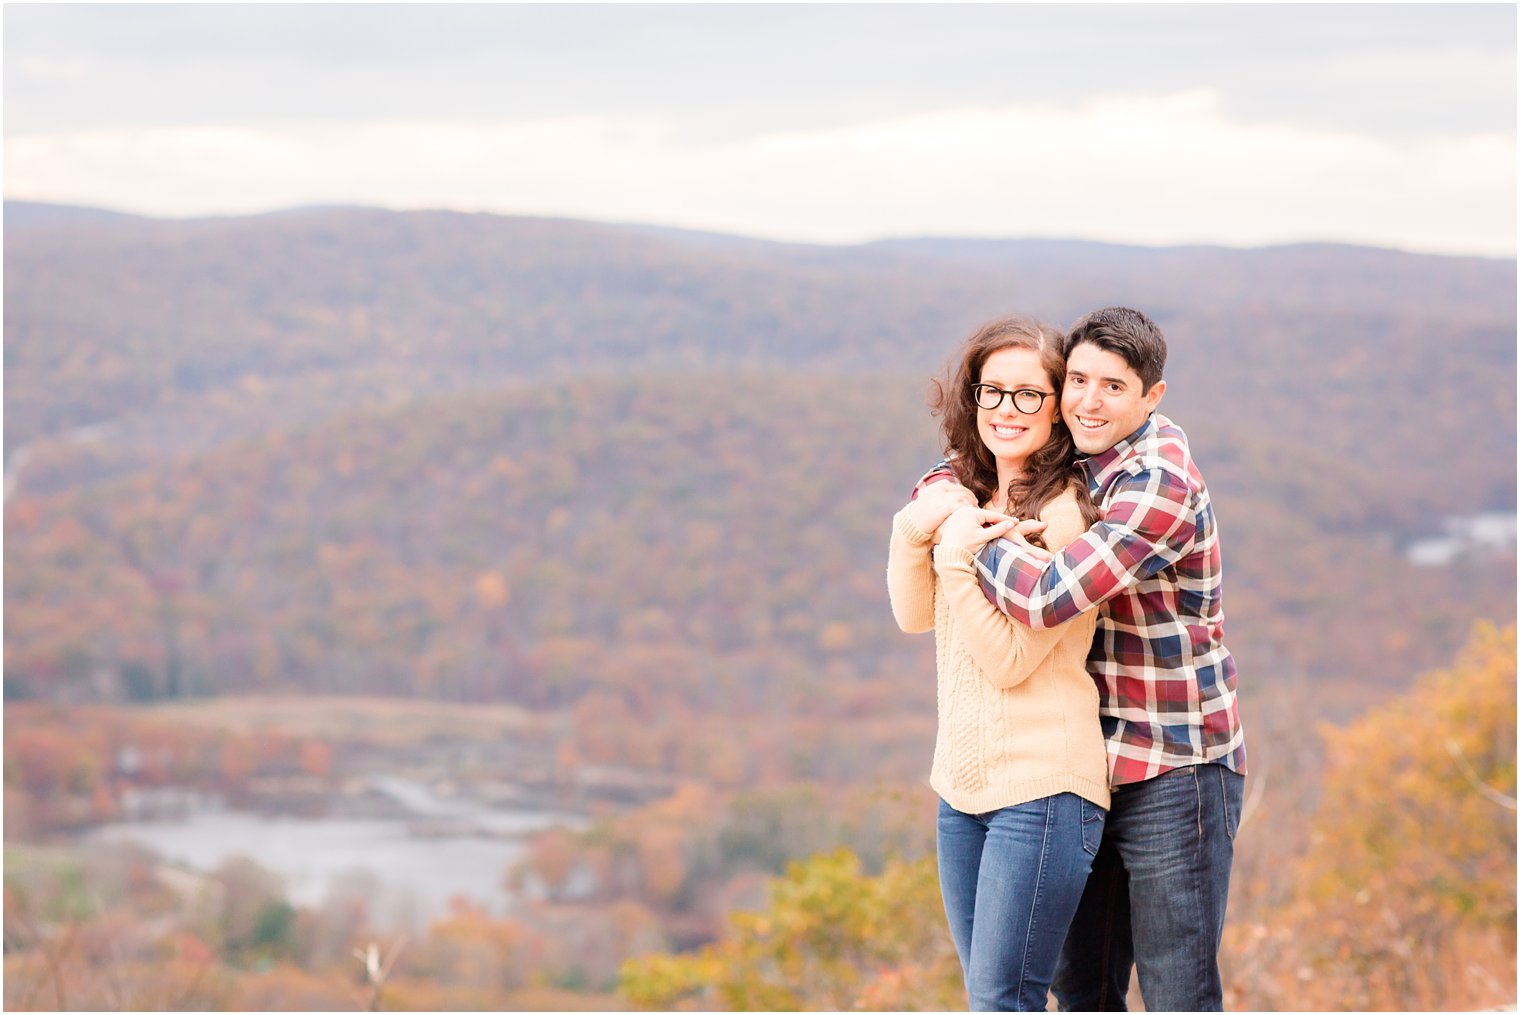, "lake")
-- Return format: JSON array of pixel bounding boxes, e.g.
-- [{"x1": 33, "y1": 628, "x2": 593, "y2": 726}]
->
[{"x1": 79, "y1": 774, "x2": 582, "y2": 929}]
